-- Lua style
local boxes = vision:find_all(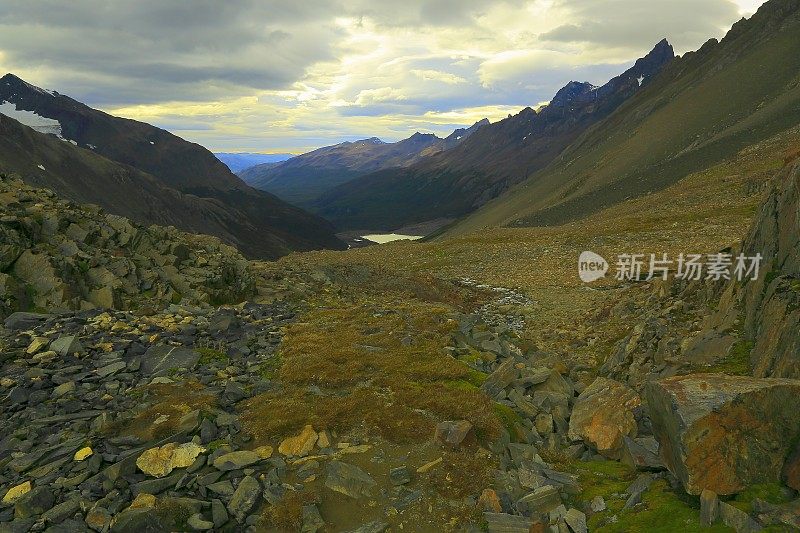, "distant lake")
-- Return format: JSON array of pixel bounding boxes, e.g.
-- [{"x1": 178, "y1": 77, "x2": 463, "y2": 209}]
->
[{"x1": 361, "y1": 233, "x2": 423, "y2": 244}]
